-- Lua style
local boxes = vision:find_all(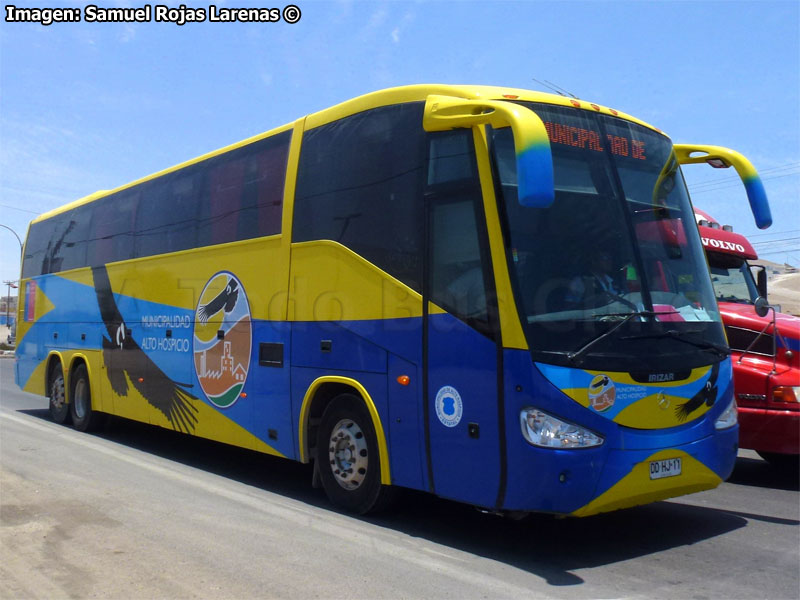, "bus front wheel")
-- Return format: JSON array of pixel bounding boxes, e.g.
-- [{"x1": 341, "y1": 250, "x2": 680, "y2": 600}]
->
[
  {"x1": 70, "y1": 364, "x2": 102, "y2": 432},
  {"x1": 316, "y1": 393, "x2": 393, "y2": 514},
  {"x1": 48, "y1": 362, "x2": 70, "y2": 425}
]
